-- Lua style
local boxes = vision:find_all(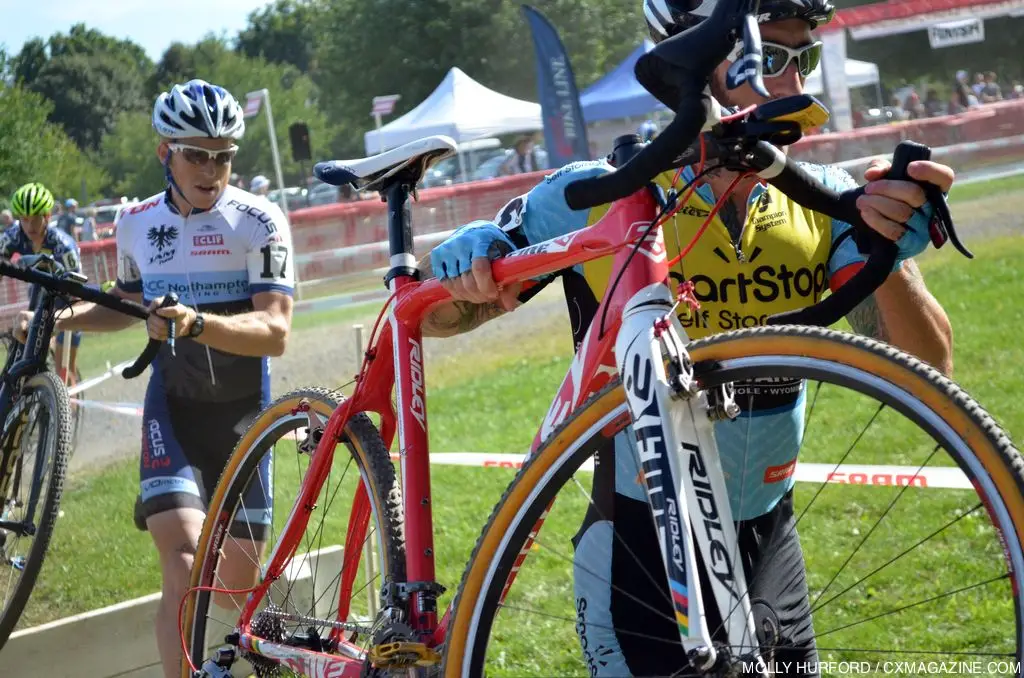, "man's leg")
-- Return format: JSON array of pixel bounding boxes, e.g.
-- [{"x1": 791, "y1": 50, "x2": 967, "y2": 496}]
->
[{"x1": 147, "y1": 507, "x2": 206, "y2": 678}]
